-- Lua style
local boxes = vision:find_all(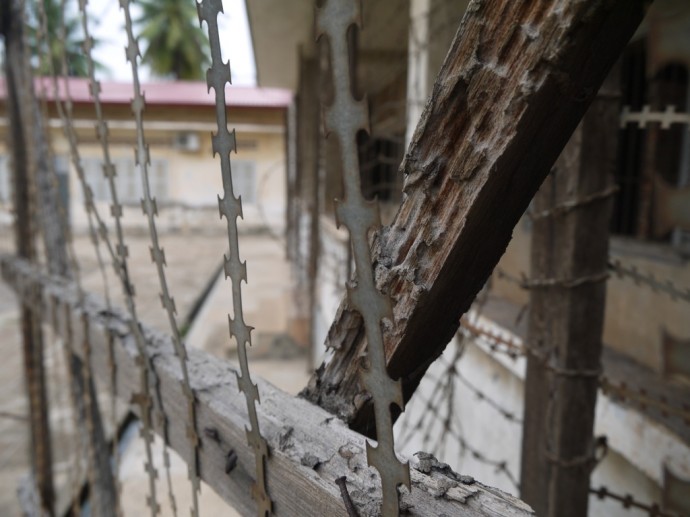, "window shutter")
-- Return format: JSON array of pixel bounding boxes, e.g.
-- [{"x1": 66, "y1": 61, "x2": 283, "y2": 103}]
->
[{"x1": 231, "y1": 160, "x2": 257, "y2": 204}]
